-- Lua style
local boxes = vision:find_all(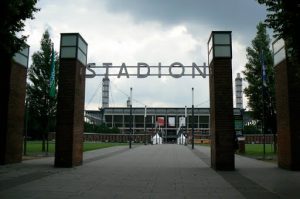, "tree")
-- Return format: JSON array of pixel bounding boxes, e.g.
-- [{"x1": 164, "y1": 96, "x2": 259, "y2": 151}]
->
[
  {"x1": 242, "y1": 22, "x2": 276, "y2": 134},
  {"x1": 26, "y1": 30, "x2": 59, "y2": 151},
  {"x1": 84, "y1": 122, "x2": 121, "y2": 134},
  {"x1": 257, "y1": 0, "x2": 300, "y2": 63},
  {"x1": 0, "y1": 0, "x2": 39, "y2": 58}
]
